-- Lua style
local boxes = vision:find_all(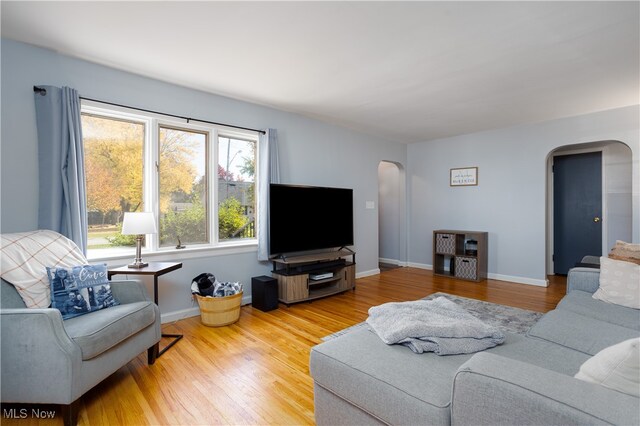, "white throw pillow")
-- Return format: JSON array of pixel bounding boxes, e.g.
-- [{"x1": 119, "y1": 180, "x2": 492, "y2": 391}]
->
[
  {"x1": 575, "y1": 338, "x2": 640, "y2": 397},
  {"x1": 592, "y1": 256, "x2": 640, "y2": 309}
]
